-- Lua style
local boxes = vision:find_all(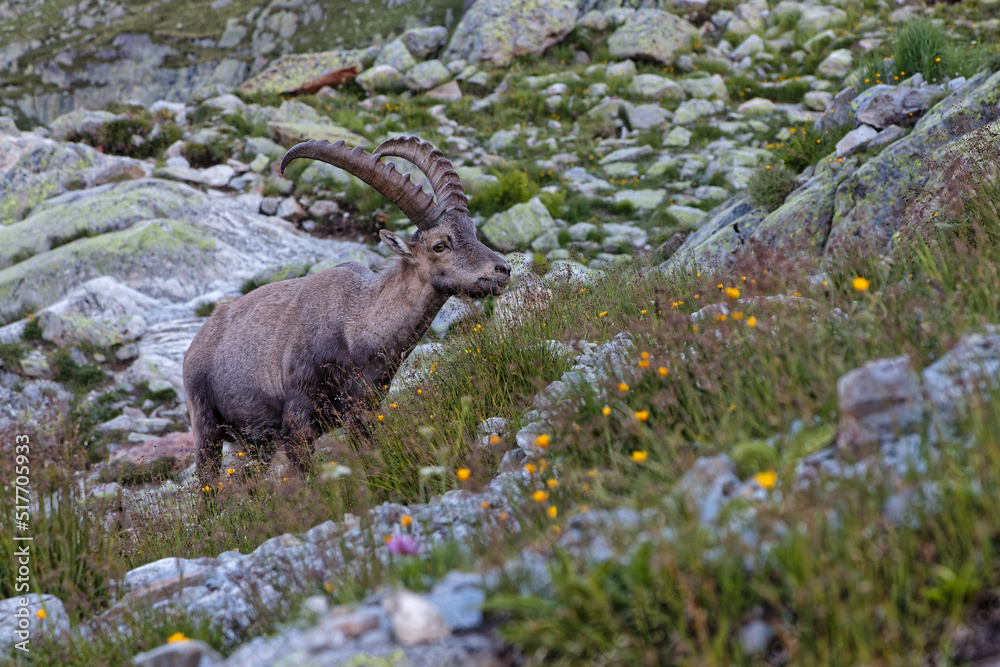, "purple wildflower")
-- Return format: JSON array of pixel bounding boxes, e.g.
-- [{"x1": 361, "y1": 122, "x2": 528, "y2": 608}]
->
[{"x1": 386, "y1": 535, "x2": 419, "y2": 556}]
